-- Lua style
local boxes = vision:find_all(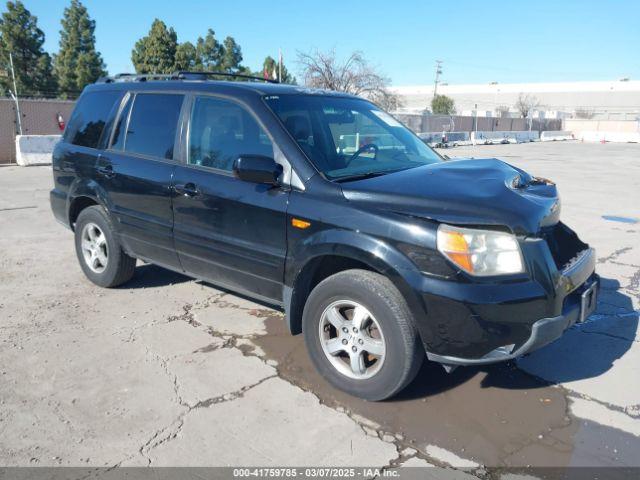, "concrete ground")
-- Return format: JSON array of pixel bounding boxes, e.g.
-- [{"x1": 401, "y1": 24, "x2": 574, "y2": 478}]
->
[{"x1": 0, "y1": 141, "x2": 638, "y2": 475}]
